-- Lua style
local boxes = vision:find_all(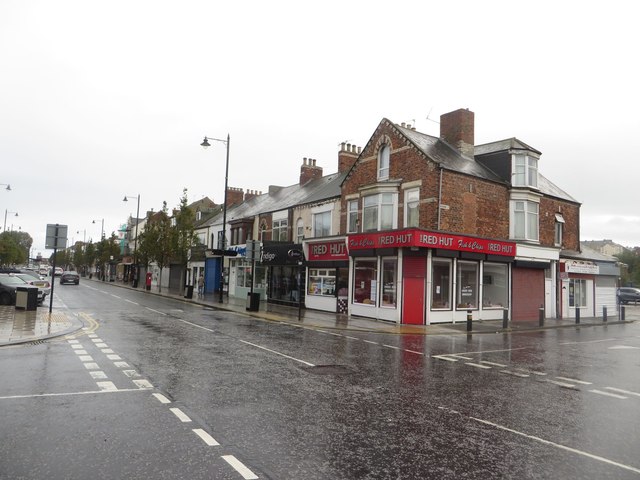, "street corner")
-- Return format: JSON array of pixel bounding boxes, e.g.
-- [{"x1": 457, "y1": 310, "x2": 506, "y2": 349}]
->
[{"x1": 0, "y1": 307, "x2": 84, "y2": 346}]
